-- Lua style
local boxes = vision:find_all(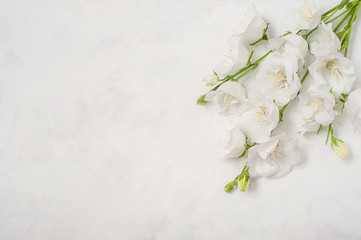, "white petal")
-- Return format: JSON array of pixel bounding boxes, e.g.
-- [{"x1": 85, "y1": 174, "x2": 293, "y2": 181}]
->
[
  {"x1": 252, "y1": 52, "x2": 301, "y2": 107},
  {"x1": 232, "y1": 5, "x2": 267, "y2": 44},
  {"x1": 214, "y1": 37, "x2": 249, "y2": 78},
  {"x1": 309, "y1": 22, "x2": 341, "y2": 57},
  {"x1": 309, "y1": 53, "x2": 357, "y2": 98},
  {"x1": 287, "y1": 0, "x2": 321, "y2": 33}
]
